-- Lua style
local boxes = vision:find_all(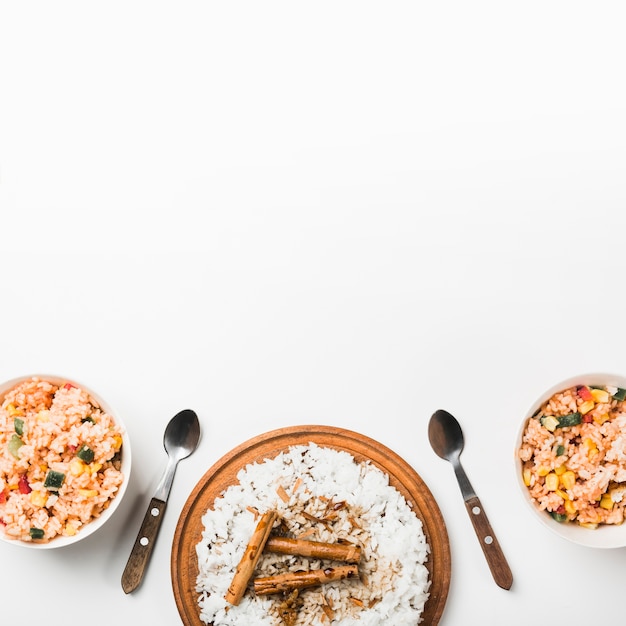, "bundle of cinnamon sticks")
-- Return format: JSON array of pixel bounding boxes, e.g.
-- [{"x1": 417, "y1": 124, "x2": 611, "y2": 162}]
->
[{"x1": 225, "y1": 509, "x2": 362, "y2": 606}]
